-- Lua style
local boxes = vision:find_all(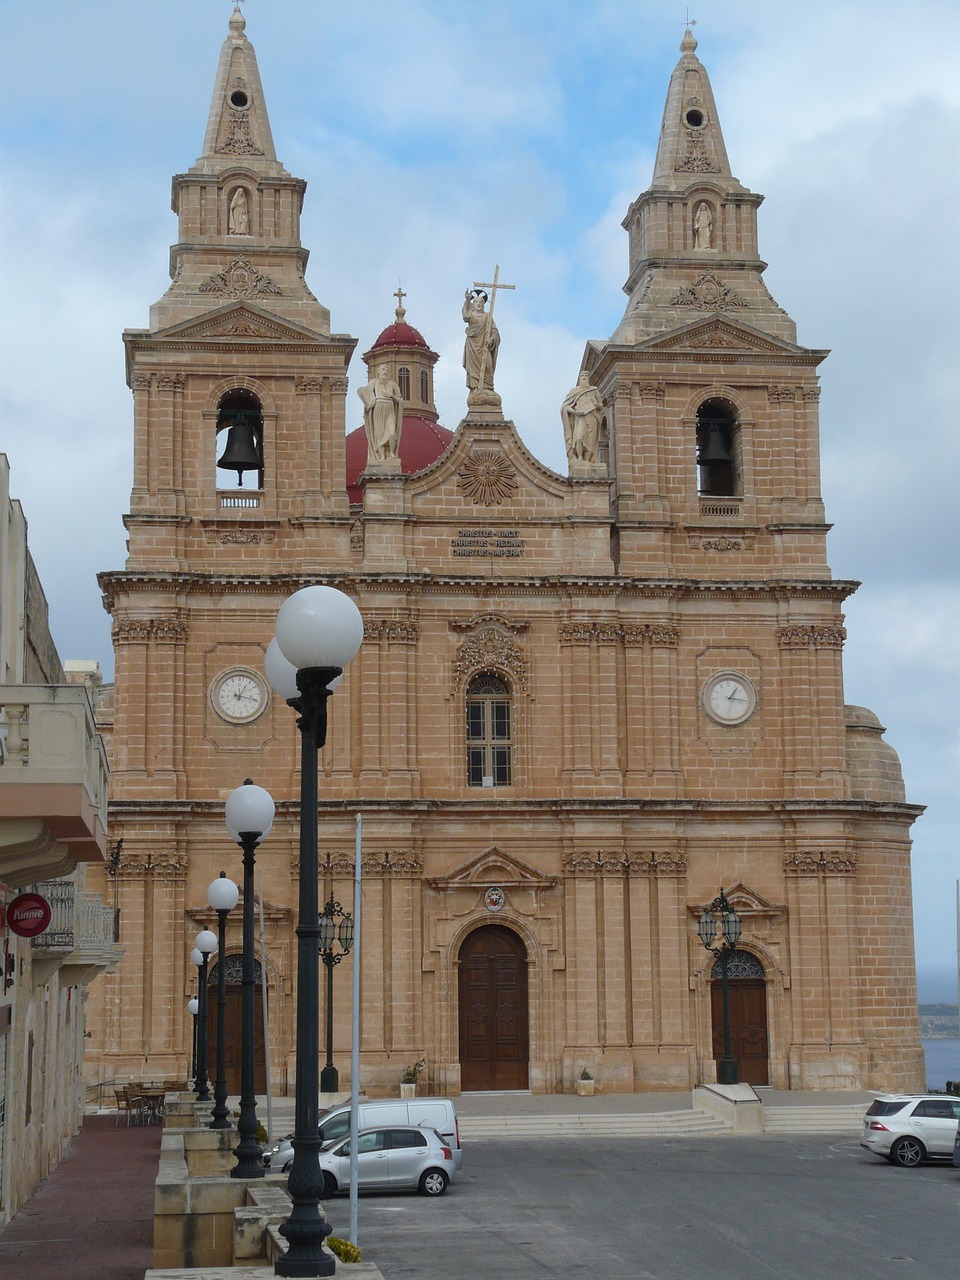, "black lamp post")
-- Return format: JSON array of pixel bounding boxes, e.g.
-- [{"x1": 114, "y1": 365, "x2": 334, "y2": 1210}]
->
[
  {"x1": 208, "y1": 872, "x2": 240, "y2": 1130},
  {"x1": 697, "y1": 887, "x2": 742, "y2": 1085},
  {"x1": 225, "y1": 780, "x2": 275, "y2": 1179},
  {"x1": 265, "y1": 585, "x2": 363, "y2": 1278},
  {"x1": 193, "y1": 930, "x2": 217, "y2": 1102},
  {"x1": 187, "y1": 996, "x2": 199, "y2": 1089},
  {"x1": 319, "y1": 897, "x2": 355, "y2": 1094}
]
